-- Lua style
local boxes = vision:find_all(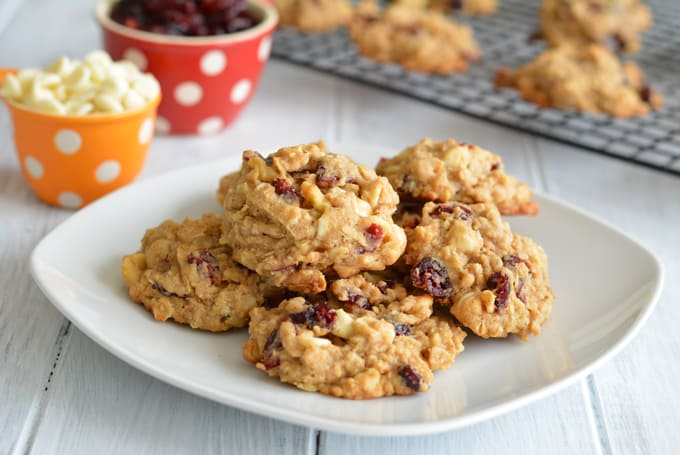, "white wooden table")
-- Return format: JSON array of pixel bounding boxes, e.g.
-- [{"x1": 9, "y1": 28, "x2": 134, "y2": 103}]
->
[{"x1": 2, "y1": 1, "x2": 679, "y2": 453}]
